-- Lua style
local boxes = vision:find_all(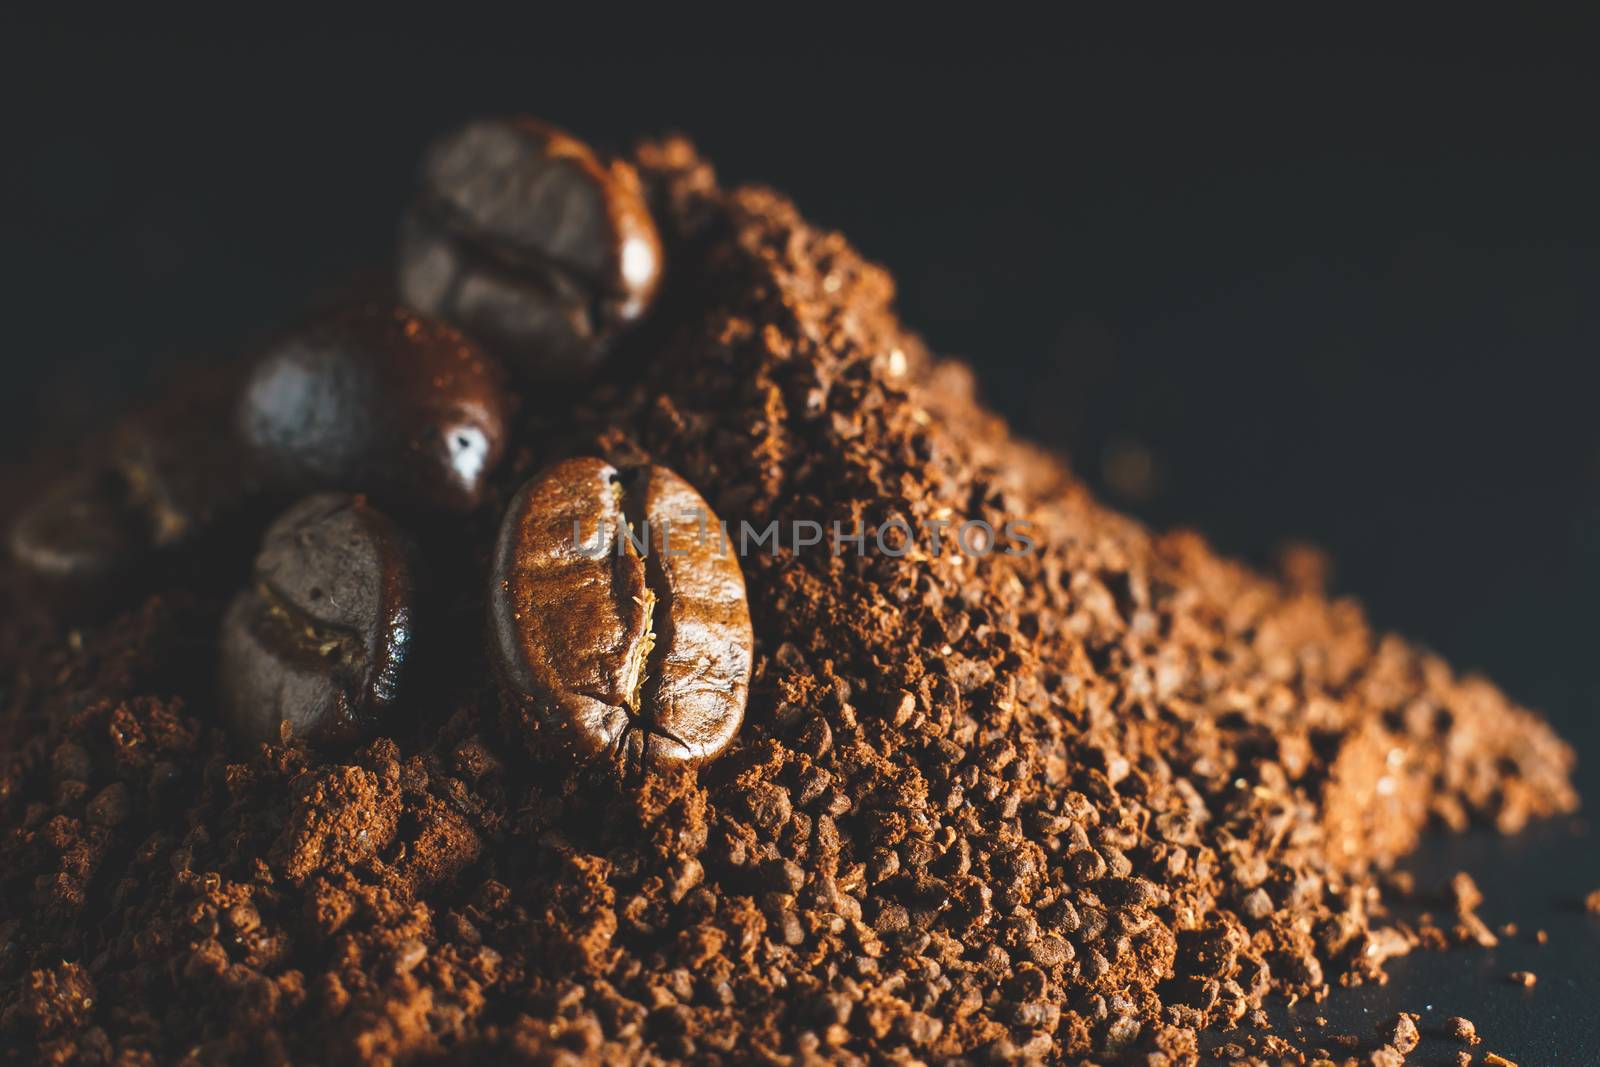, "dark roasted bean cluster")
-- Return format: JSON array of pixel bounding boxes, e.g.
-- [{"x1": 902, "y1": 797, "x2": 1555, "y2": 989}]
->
[{"x1": 7, "y1": 116, "x2": 748, "y2": 769}]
